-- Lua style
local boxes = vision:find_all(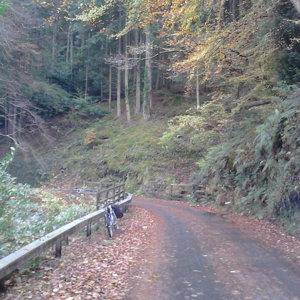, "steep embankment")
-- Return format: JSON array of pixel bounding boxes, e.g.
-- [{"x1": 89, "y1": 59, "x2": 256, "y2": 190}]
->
[{"x1": 192, "y1": 89, "x2": 300, "y2": 236}]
